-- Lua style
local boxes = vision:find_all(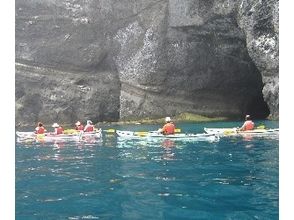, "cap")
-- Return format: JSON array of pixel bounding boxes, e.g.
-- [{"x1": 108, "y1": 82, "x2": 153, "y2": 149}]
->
[
  {"x1": 52, "y1": 123, "x2": 59, "y2": 128},
  {"x1": 75, "y1": 121, "x2": 81, "y2": 126},
  {"x1": 165, "y1": 117, "x2": 171, "y2": 122}
]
